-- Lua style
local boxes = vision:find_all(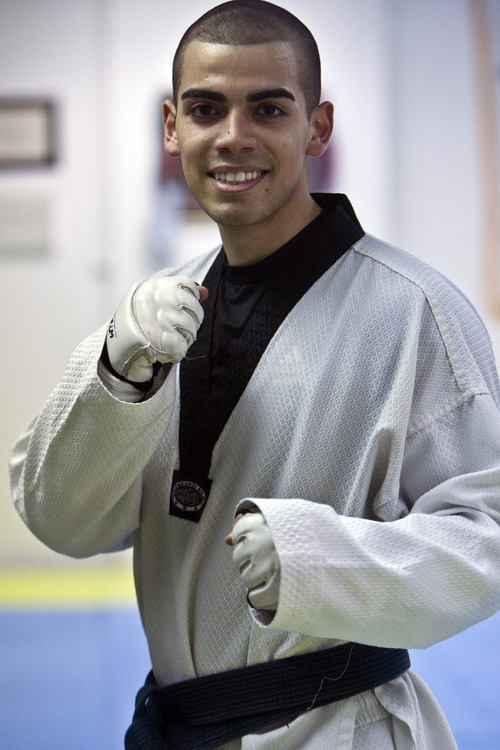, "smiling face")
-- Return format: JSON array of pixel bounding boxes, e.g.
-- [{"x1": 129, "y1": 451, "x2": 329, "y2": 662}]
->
[{"x1": 163, "y1": 40, "x2": 333, "y2": 263}]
